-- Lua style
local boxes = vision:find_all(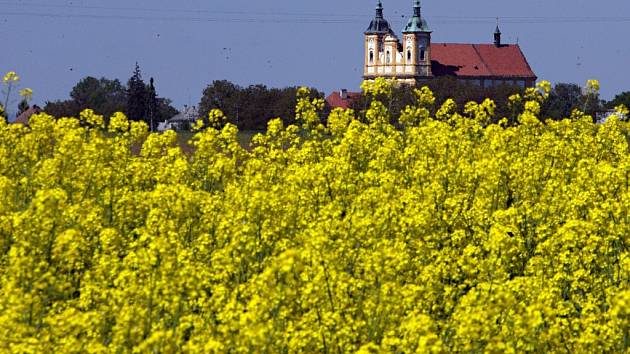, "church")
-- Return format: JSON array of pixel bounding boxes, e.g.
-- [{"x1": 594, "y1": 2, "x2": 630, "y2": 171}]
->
[{"x1": 363, "y1": 0, "x2": 537, "y2": 88}]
